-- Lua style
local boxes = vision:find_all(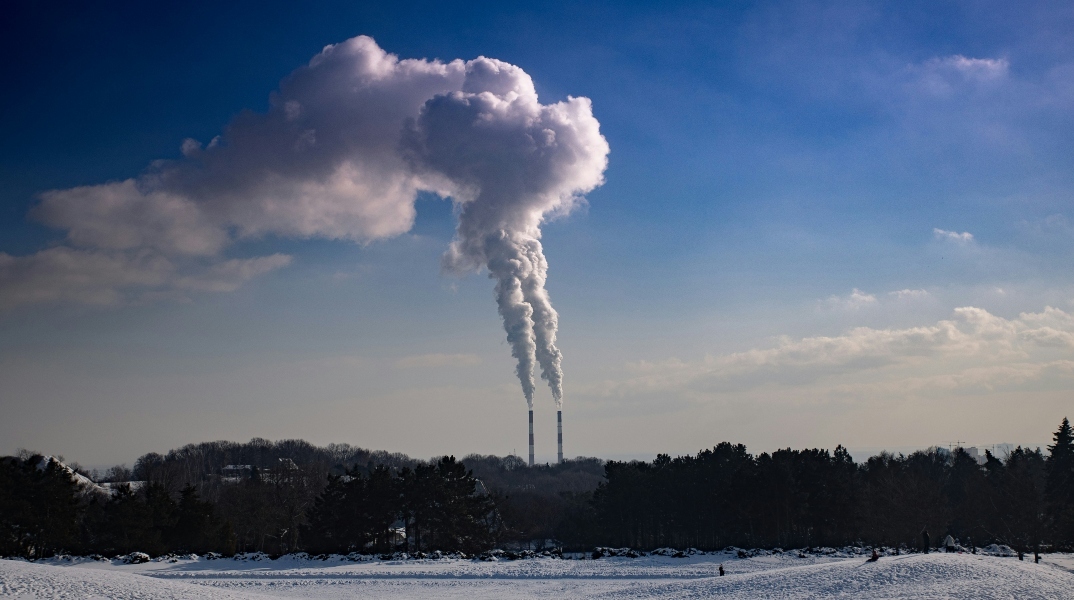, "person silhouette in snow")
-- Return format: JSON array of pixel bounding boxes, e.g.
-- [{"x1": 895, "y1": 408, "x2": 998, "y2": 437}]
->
[
  {"x1": 866, "y1": 549, "x2": 879, "y2": 562},
  {"x1": 922, "y1": 529, "x2": 930, "y2": 554}
]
